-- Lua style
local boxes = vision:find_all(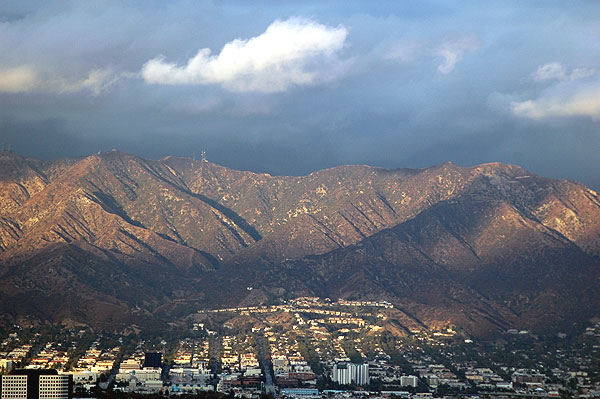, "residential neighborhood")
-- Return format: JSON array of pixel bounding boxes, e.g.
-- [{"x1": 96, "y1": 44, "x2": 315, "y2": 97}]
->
[{"x1": 1, "y1": 298, "x2": 599, "y2": 398}]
